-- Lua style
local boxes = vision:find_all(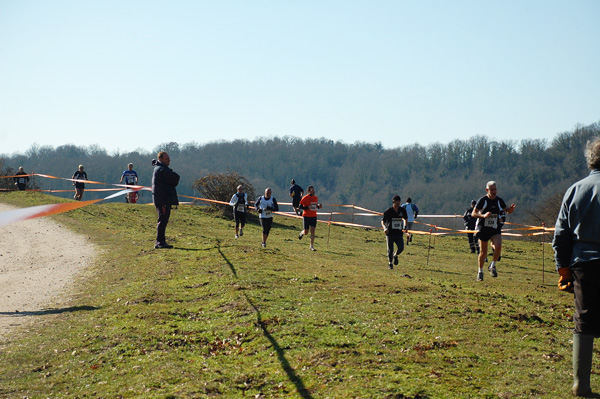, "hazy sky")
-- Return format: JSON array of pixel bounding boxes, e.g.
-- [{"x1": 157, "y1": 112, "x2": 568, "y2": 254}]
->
[{"x1": 1, "y1": 1, "x2": 598, "y2": 156}]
